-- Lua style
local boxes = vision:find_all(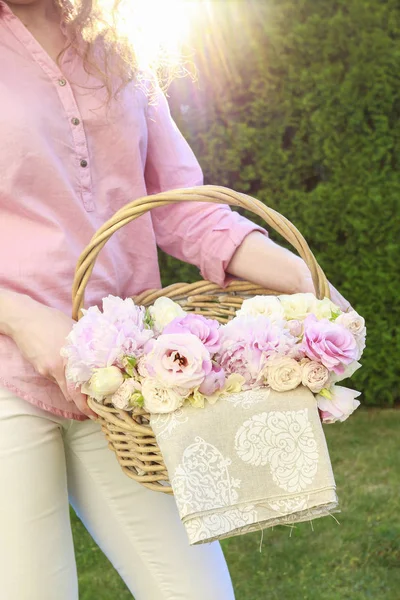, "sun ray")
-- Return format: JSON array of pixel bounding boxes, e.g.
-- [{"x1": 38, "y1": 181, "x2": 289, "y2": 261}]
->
[{"x1": 93, "y1": 0, "x2": 212, "y2": 70}]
